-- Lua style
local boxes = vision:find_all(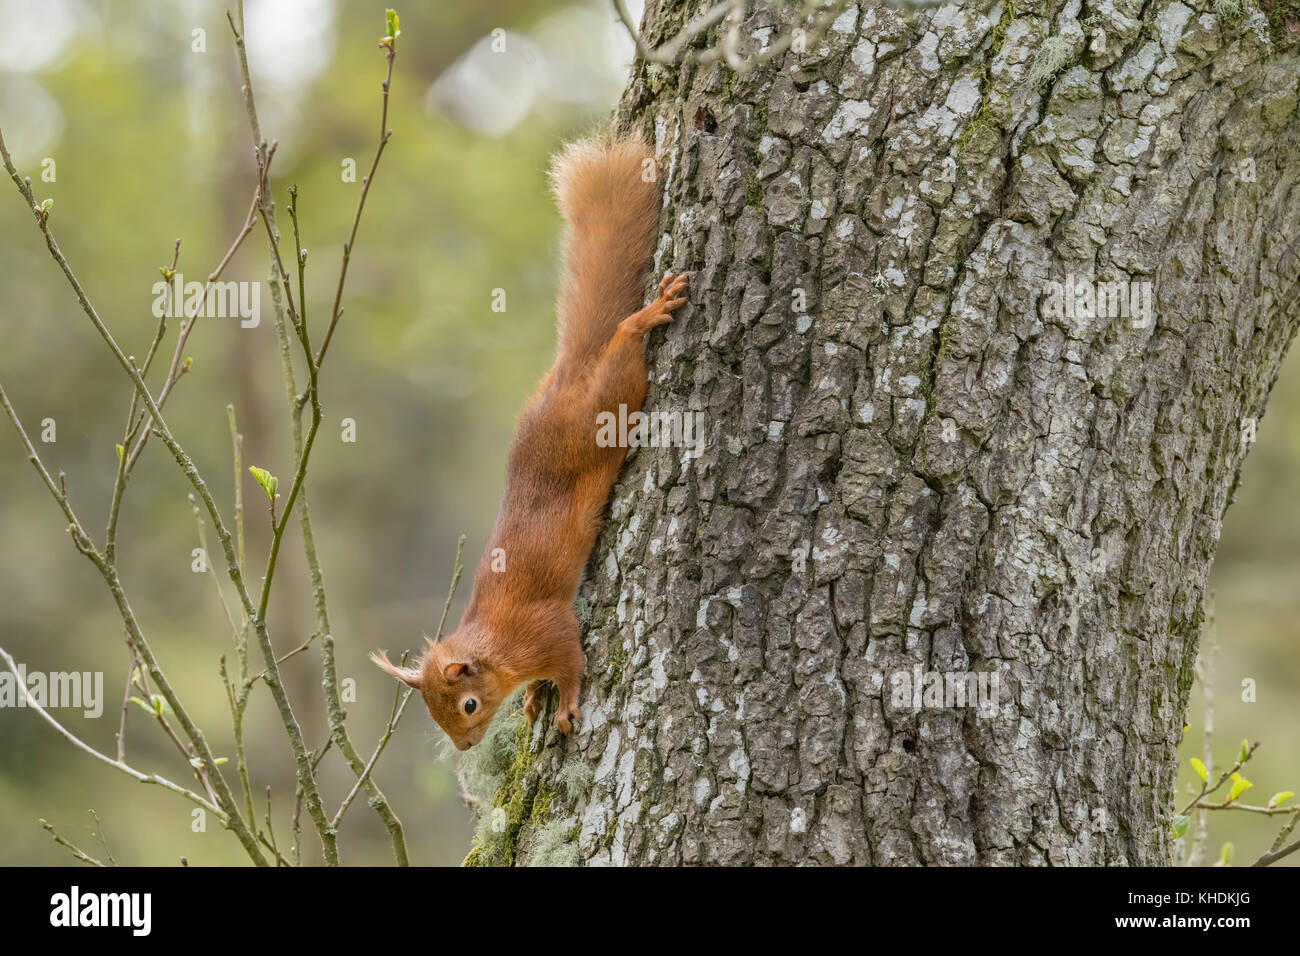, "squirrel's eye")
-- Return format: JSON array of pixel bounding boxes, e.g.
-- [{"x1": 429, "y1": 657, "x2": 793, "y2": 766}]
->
[{"x1": 464, "y1": 698, "x2": 477, "y2": 715}]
